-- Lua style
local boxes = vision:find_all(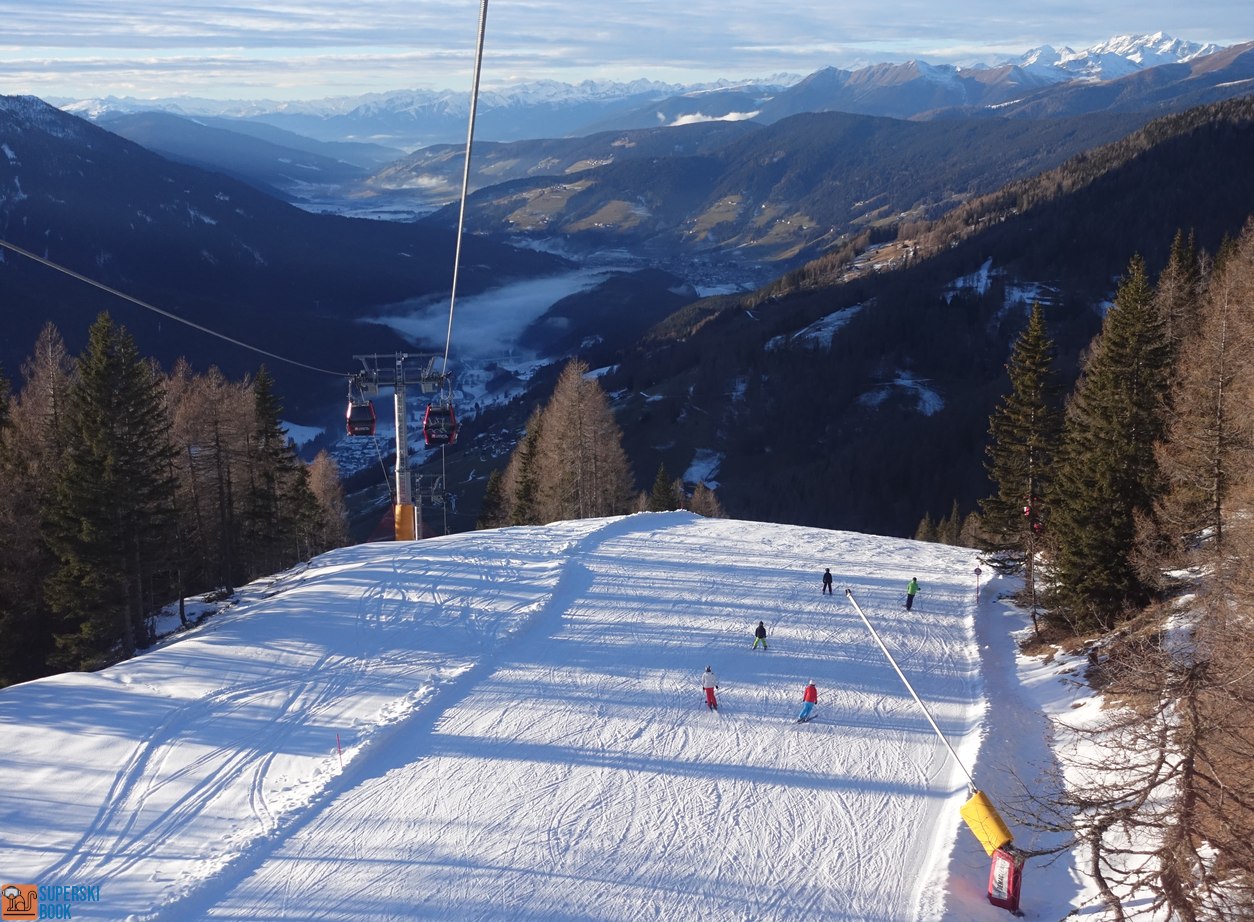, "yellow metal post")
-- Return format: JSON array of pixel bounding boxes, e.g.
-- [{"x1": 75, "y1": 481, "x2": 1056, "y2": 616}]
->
[
  {"x1": 394, "y1": 503, "x2": 417, "y2": 541},
  {"x1": 393, "y1": 355, "x2": 413, "y2": 541}
]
